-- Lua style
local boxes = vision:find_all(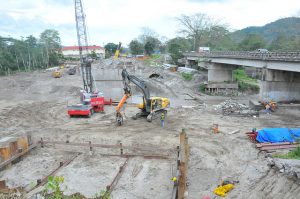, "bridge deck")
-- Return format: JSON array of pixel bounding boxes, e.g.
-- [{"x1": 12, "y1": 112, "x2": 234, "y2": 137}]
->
[{"x1": 184, "y1": 51, "x2": 300, "y2": 62}]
